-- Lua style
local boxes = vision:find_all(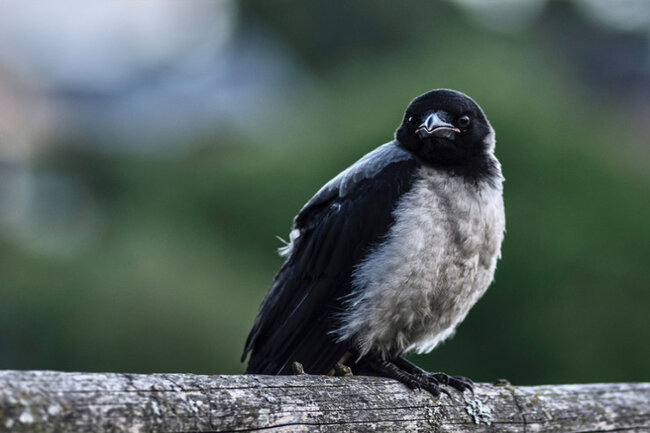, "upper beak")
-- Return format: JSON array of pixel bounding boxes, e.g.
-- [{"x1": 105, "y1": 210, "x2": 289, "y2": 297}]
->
[{"x1": 416, "y1": 112, "x2": 460, "y2": 139}]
